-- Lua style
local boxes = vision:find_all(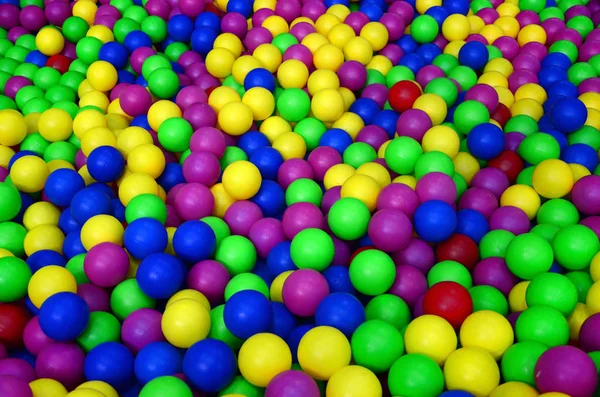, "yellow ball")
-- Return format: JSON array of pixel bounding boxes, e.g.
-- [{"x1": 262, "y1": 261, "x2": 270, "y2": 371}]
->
[
  {"x1": 468, "y1": 15, "x2": 486, "y2": 34},
  {"x1": 243, "y1": 87, "x2": 275, "y2": 121},
  {"x1": 29, "y1": 378, "x2": 68, "y2": 397},
  {"x1": 497, "y1": 3, "x2": 520, "y2": 17},
  {"x1": 495, "y1": 86, "x2": 515, "y2": 107},
  {"x1": 76, "y1": 382, "x2": 118, "y2": 397},
  {"x1": 442, "y1": 14, "x2": 470, "y2": 41},
  {"x1": 459, "y1": 310, "x2": 514, "y2": 360},
  {"x1": 453, "y1": 152, "x2": 480, "y2": 184},
  {"x1": 340, "y1": 174, "x2": 381, "y2": 211},
  {"x1": 326, "y1": 4, "x2": 350, "y2": 20},
  {"x1": 272, "y1": 131, "x2": 307, "y2": 160},
  {"x1": 532, "y1": 159, "x2": 574, "y2": 199},
  {"x1": 339, "y1": 87, "x2": 356, "y2": 110},
  {"x1": 222, "y1": 160, "x2": 262, "y2": 200},
  {"x1": 307, "y1": 69, "x2": 340, "y2": 95},
  {"x1": 444, "y1": 40, "x2": 466, "y2": 57},
  {"x1": 484, "y1": 58, "x2": 514, "y2": 77},
  {"x1": 118, "y1": 173, "x2": 159, "y2": 205},
  {"x1": 393, "y1": 175, "x2": 417, "y2": 189},
  {"x1": 38, "y1": 108, "x2": 72, "y2": 142},
  {"x1": 253, "y1": 43, "x2": 282, "y2": 73},
  {"x1": 80, "y1": 214, "x2": 124, "y2": 250},
  {"x1": 86, "y1": 25, "x2": 114, "y2": 43},
  {"x1": 311, "y1": 88, "x2": 345, "y2": 122},
  {"x1": 324, "y1": 163, "x2": 355, "y2": 190},
  {"x1": 585, "y1": 108, "x2": 600, "y2": 129},
  {"x1": 106, "y1": 99, "x2": 129, "y2": 119},
  {"x1": 73, "y1": 109, "x2": 107, "y2": 139},
  {"x1": 570, "y1": 163, "x2": 592, "y2": 182},
  {"x1": 539, "y1": 394, "x2": 571, "y2": 397},
  {"x1": 356, "y1": 162, "x2": 391, "y2": 188},
  {"x1": 238, "y1": 333, "x2": 292, "y2": 387},
  {"x1": 444, "y1": 347, "x2": 500, "y2": 397},
  {"x1": 81, "y1": 127, "x2": 117, "y2": 156},
  {"x1": 218, "y1": 102, "x2": 254, "y2": 136},
  {"x1": 422, "y1": 126, "x2": 460, "y2": 158},
  {"x1": 148, "y1": 100, "x2": 182, "y2": 132},
  {"x1": 72, "y1": 0, "x2": 97, "y2": 24},
  {"x1": 413, "y1": 94, "x2": 448, "y2": 126},
  {"x1": 509, "y1": 281, "x2": 530, "y2": 312},
  {"x1": 0, "y1": 145, "x2": 15, "y2": 168},
  {"x1": 587, "y1": 281, "x2": 600, "y2": 314},
  {"x1": 10, "y1": 155, "x2": 49, "y2": 193},
  {"x1": 77, "y1": 79, "x2": 95, "y2": 98},
  {"x1": 515, "y1": 83, "x2": 547, "y2": 104},
  {"x1": 315, "y1": 13, "x2": 341, "y2": 36},
  {"x1": 277, "y1": 60, "x2": 309, "y2": 89},
  {"x1": 23, "y1": 201, "x2": 60, "y2": 231},
  {"x1": 332, "y1": 112, "x2": 364, "y2": 139},
  {"x1": 404, "y1": 314, "x2": 457, "y2": 365},
  {"x1": 0, "y1": 110, "x2": 26, "y2": 146},
  {"x1": 326, "y1": 366, "x2": 382, "y2": 397},
  {"x1": 302, "y1": 33, "x2": 329, "y2": 54},
  {"x1": 24, "y1": 224, "x2": 64, "y2": 256},
  {"x1": 162, "y1": 298, "x2": 211, "y2": 348},
  {"x1": 0, "y1": 248, "x2": 14, "y2": 258},
  {"x1": 518, "y1": 25, "x2": 547, "y2": 46},
  {"x1": 494, "y1": 17, "x2": 520, "y2": 38},
  {"x1": 580, "y1": 92, "x2": 600, "y2": 111},
  {"x1": 79, "y1": 165, "x2": 96, "y2": 186},
  {"x1": 500, "y1": 184, "x2": 541, "y2": 220},
  {"x1": 87, "y1": 61, "x2": 118, "y2": 92},
  {"x1": 313, "y1": 44, "x2": 345, "y2": 71},
  {"x1": 28, "y1": 265, "x2": 77, "y2": 308},
  {"x1": 490, "y1": 382, "x2": 539, "y2": 397},
  {"x1": 568, "y1": 302, "x2": 590, "y2": 340},
  {"x1": 116, "y1": 126, "x2": 153, "y2": 157},
  {"x1": 270, "y1": 271, "x2": 293, "y2": 303},
  {"x1": 343, "y1": 36, "x2": 373, "y2": 65},
  {"x1": 208, "y1": 86, "x2": 241, "y2": 113},
  {"x1": 210, "y1": 183, "x2": 237, "y2": 218},
  {"x1": 79, "y1": 91, "x2": 110, "y2": 112},
  {"x1": 479, "y1": 72, "x2": 509, "y2": 89},
  {"x1": 66, "y1": 390, "x2": 104, "y2": 397},
  {"x1": 366, "y1": 55, "x2": 392, "y2": 76},
  {"x1": 232, "y1": 55, "x2": 263, "y2": 84},
  {"x1": 214, "y1": 33, "x2": 244, "y2": 57},
  {"x1": 591, "y1": 252, "x2": 600, "y2": 282},
  {"x1": 259, "y1": 116, "x2": 291, "y2": 143},
  {"x1": 35, "y1": 27, "x2": 64, "y2": 56},
  {"x1": 360, "y1": 22, "x2": 388, "y2": 51},
  {"x1": 298, "y1": 326, "x2": 351, "y2": 381},
  {"x1": 166, "y1": 289, "x2": 210, "y2": 311},
  {"x1": 480, "y1": 24, "x2": 504, "y2": 44},
  {"x1": 205, "y1": 48, "x2": 236, "y2": 79},
  {"x1": 511, "y1": 98, "x2": 544, "y2": 121},
  {"x1": 127, "y1": 144, "x2": 166, "y2": 179},
  {"x1": 416, "y1": 0, "x2": 442, "y2": 14},
  {"x1": 263, "y1": 15, "x2": 289, "y2": 36},
  {"x1": 327, "y1": 23, "x2": 355, "y2": 49}
]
